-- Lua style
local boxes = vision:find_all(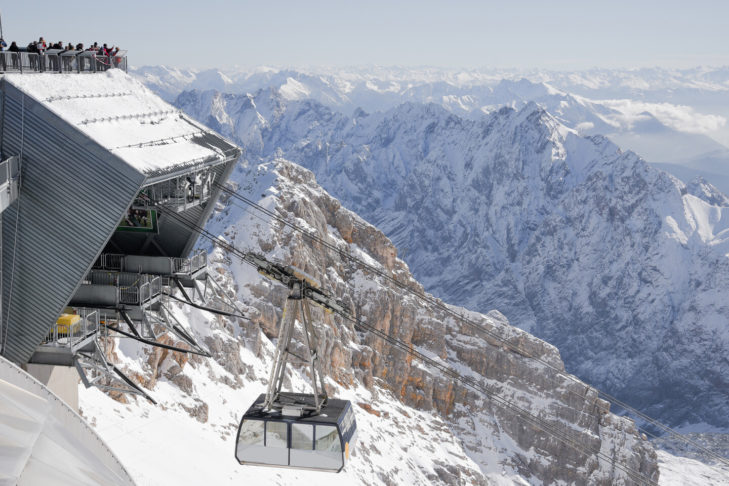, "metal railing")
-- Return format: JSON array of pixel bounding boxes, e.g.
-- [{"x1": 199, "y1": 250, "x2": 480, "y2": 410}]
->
[
  {"x1": 172, "y1": 250, "x2": 208, "y2": 275},
  {"x1": 44, "y1": 308, "x2": 99, "y2": 349},
  {"x1": 87, "y1": 270, "x2": 163, "y2": 306},
  {"x1": 0, "y1": 155, "x2": 19, "y2": 186},
  {"x1": 0, "y1": 156, "x2": 20, "y2": 213},
  {"x1": 141, "y1": 171, "x2": 217, "y2": 211},
  {"x1": 94, "y1": 250, "x2": 208, "y2": 277},
  {"x1": 136, "y1": 276, "x2": 162, "y2": 305},
  {"x1": 95, "y1": 253, "x2": 123, "y2": 271},
  {"x1": 0, "y1": 51, "x2": 127, "y2": 74}
]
